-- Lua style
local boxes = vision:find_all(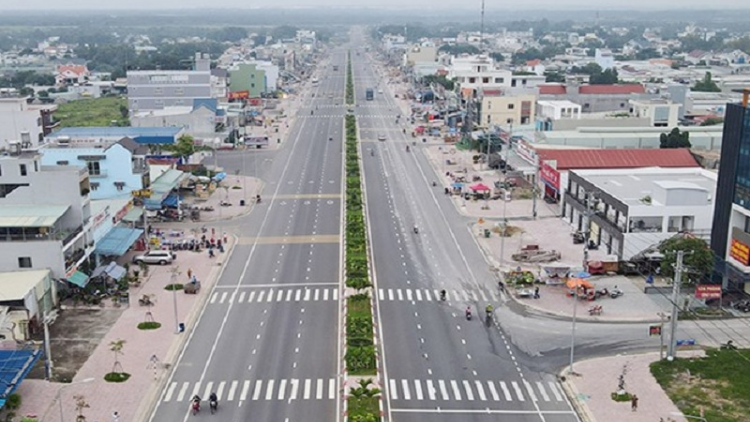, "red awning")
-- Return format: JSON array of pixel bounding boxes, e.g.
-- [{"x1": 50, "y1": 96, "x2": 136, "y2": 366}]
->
[{"x1": 470, "y1": 183, "x2": 491, "y2": 191}]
